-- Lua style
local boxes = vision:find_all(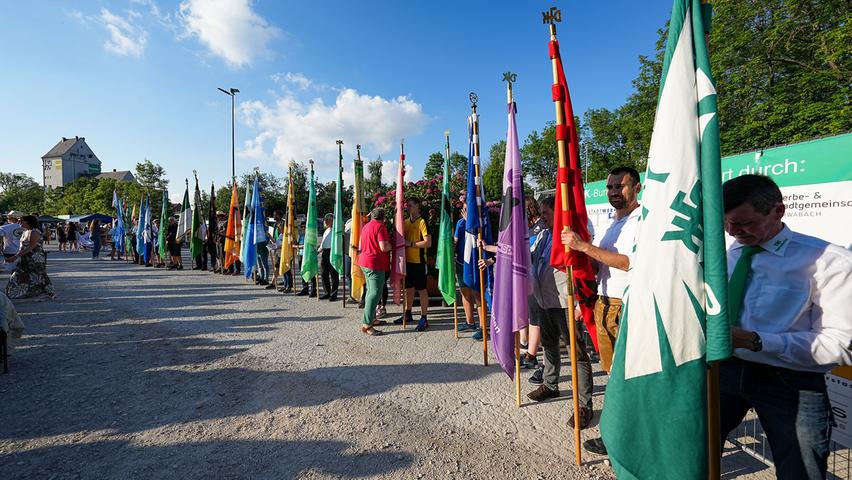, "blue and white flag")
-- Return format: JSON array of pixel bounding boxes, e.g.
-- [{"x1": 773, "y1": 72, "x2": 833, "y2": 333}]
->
[{"x1": 463, "y1": 116, "x2": 494, "y2": 308}]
